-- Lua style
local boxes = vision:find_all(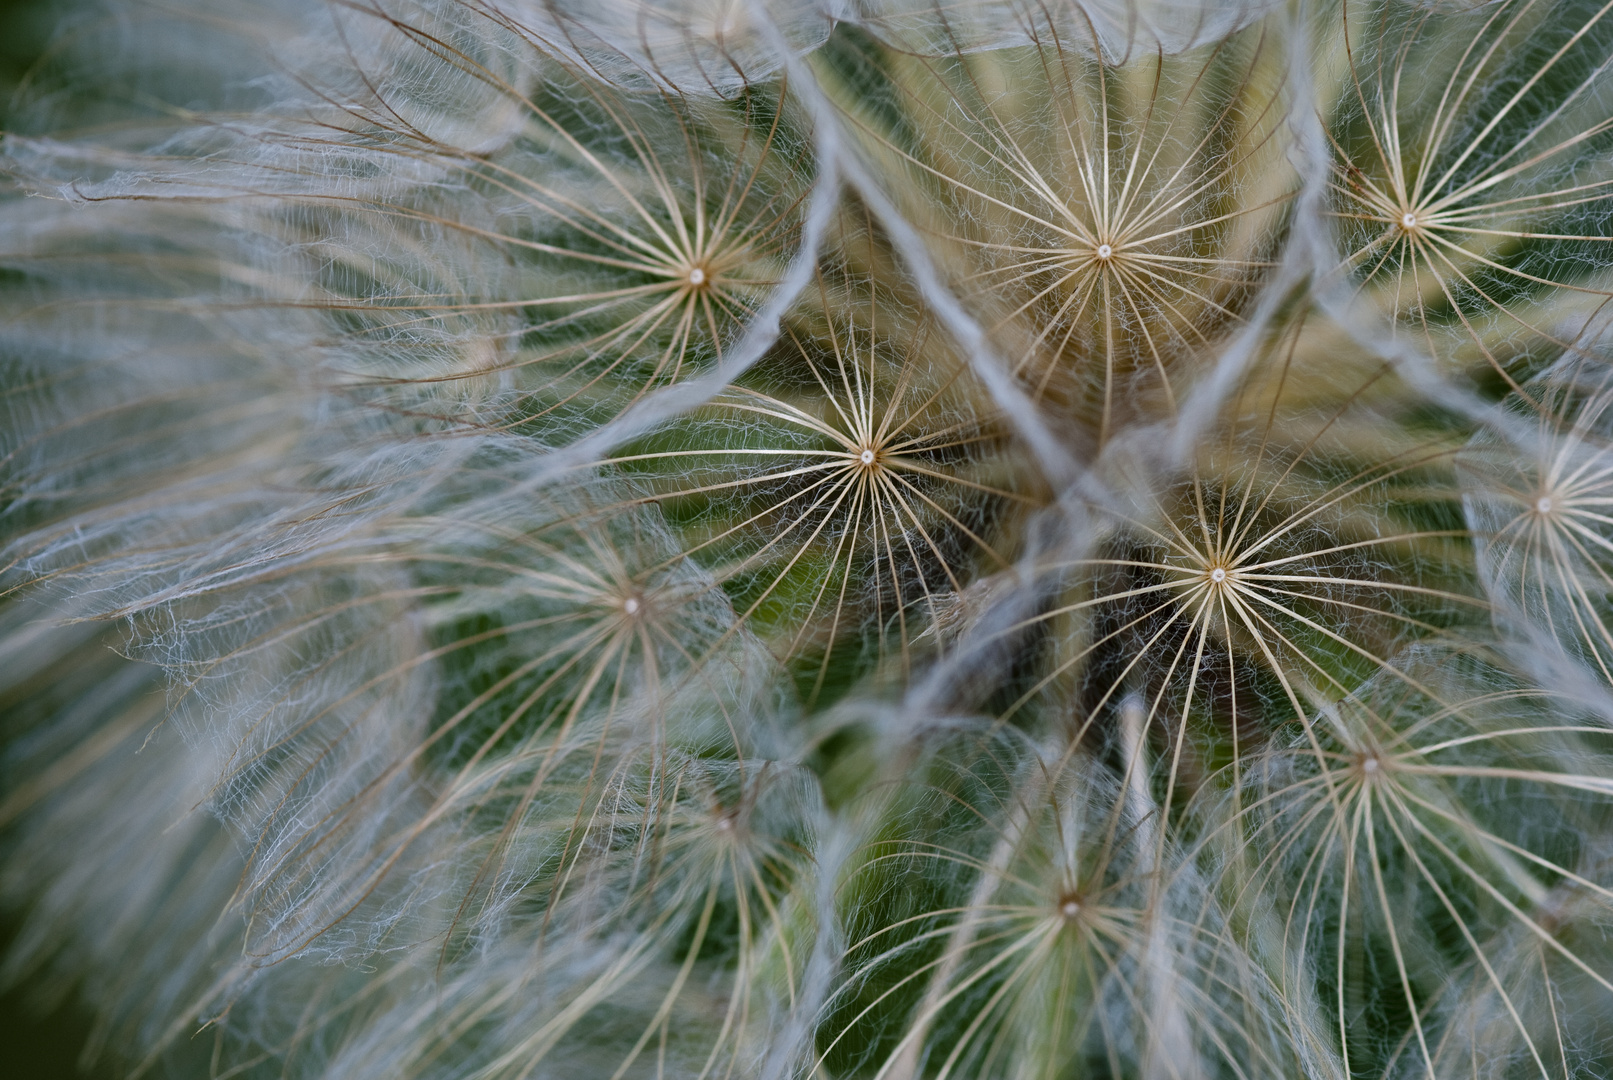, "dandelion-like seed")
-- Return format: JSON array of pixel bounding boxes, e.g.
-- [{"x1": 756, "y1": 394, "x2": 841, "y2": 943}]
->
[
  {"x1": 1465, "y1": 357, "x2": 1613, "y2": 687},
  {"x1": 989, "y1": 330, "x2": 1483, "y2": 833},
  {"x1": 1241, "y1": 653, "x2": 1613, "y2": 1078},
  {"x1": 601, "y1": 269, "x2": 1041, "y2": 698},
  {"x1": 830, "y1": 10, "x2": 1295, "y2": 441},
  {"x1": 1332, "y1": 0, "x2": 1613, "y2": 391},
  {"x1": 828, "y1": 735, "x2": 1290, "y2": 1079}
]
